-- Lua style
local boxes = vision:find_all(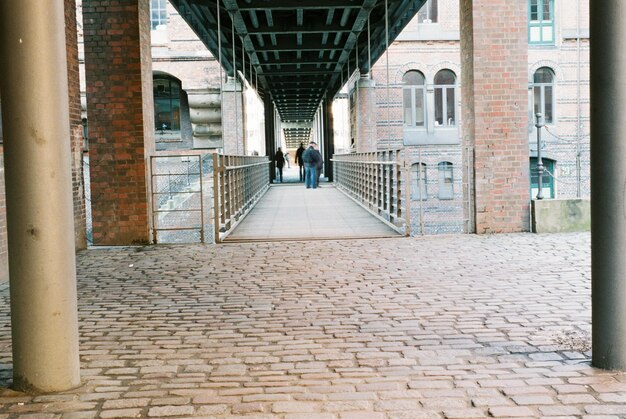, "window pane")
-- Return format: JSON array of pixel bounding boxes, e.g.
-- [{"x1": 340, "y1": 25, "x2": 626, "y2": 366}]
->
[
  {"x1": 542, "y1": 0, "x2": 552, "y2": 20},
  {"x1": 403, "y1": 89, "x2": 413, "y2": 126},
  {"x1": 434, "y1": 88, "x2": 443, "y2": 126},
  {"x1": 438, "y1": 162, "x2": 454, "y2": 199},
  {"x1": 418, "y1": 0, "x2": 437, "y2": 23},
  {"x1": 415, "y1": 88, "x2": 425, "y2": 126},
  {"x1": 529, "y1": 26, "x2": 541, "y2": 42},
  {"x1": 429, "y1": 0, "x2": 438, "y2": 22},
  {"x1": 154, "y1": 76, "x2": 182, "y2": 131},
  {"x1": 544, "y1": 85, "x2": 553, "y2": 123},
  {"x1": 530, "y1": 0, "x2": 539, "y2": 21},
  {"x1": 403, "y1": 70, "x2": 425, "y2": 86},
  {"x1": 534, "y1": 68, "x2": 554, "y2": 83},
  {"x1": 412, "y1": 163, "x2": 428, "y2": 200},
  {"x1": 542, "y1": 26, "x2": 553, "y2": 42},
  {"x1": 434, "y1": 69, "x2": 455, "y2": 85},
  {"x1": 446, "y1": 87, "x2": 455, "y2": 126},
  {"x1": 533, "y1": 86, "x2": 541, "y2": 116}
]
